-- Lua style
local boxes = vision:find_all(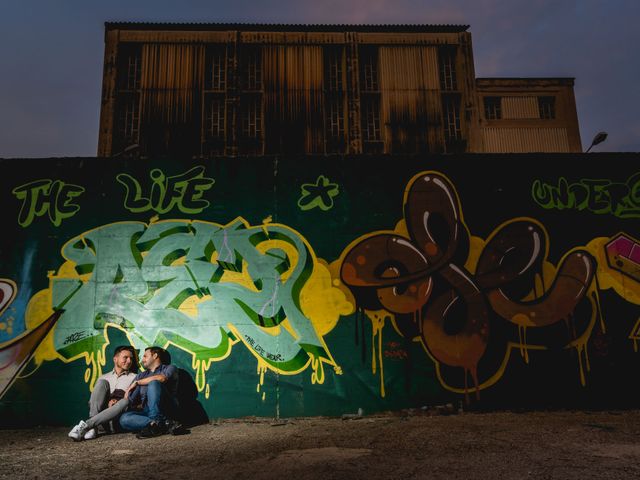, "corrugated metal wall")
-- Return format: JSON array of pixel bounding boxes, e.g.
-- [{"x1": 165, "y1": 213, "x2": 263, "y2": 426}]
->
[
  {"x1": 263, "y1": 46, "x2": 325, "y2": 154},
  {"x1": 140, "y1": 44, "x2": 204, "y2": 156},
  {"x1": 481, "y1": 127, "x2": 570, "y2": 152},
  {"x1": 501, "y1": 96, "x2": 538, "y2": 119},
  {"x1": 379, "y1": 47, "x2": 441, "y2": 153}
]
